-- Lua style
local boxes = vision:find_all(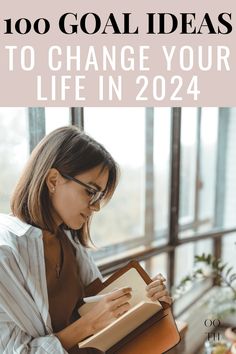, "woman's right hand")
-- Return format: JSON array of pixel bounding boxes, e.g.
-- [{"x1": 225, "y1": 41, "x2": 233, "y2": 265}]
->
[
  {"x1": 54, "y1": 287, "x2": 132, "y2": 350},
  {"x1": 83, "y1": 287, "x2": 132, "y2": 334}
]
